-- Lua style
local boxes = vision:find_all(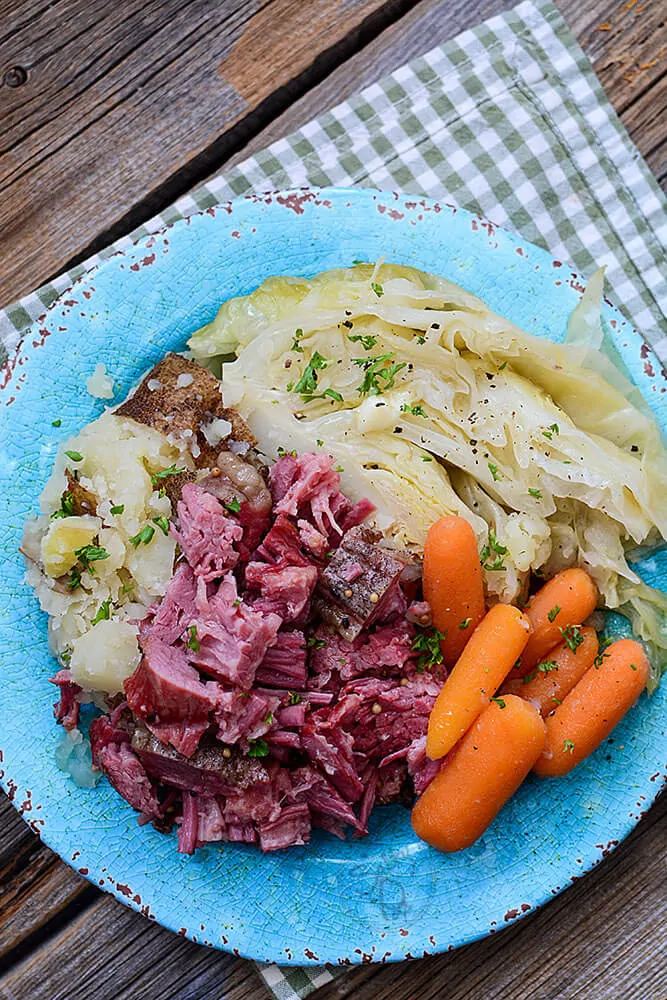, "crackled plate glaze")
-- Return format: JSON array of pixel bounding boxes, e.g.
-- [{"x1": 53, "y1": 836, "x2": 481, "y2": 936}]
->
[{"x1": 0, "y1": 187, "x2": 665, "y2": 966}]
